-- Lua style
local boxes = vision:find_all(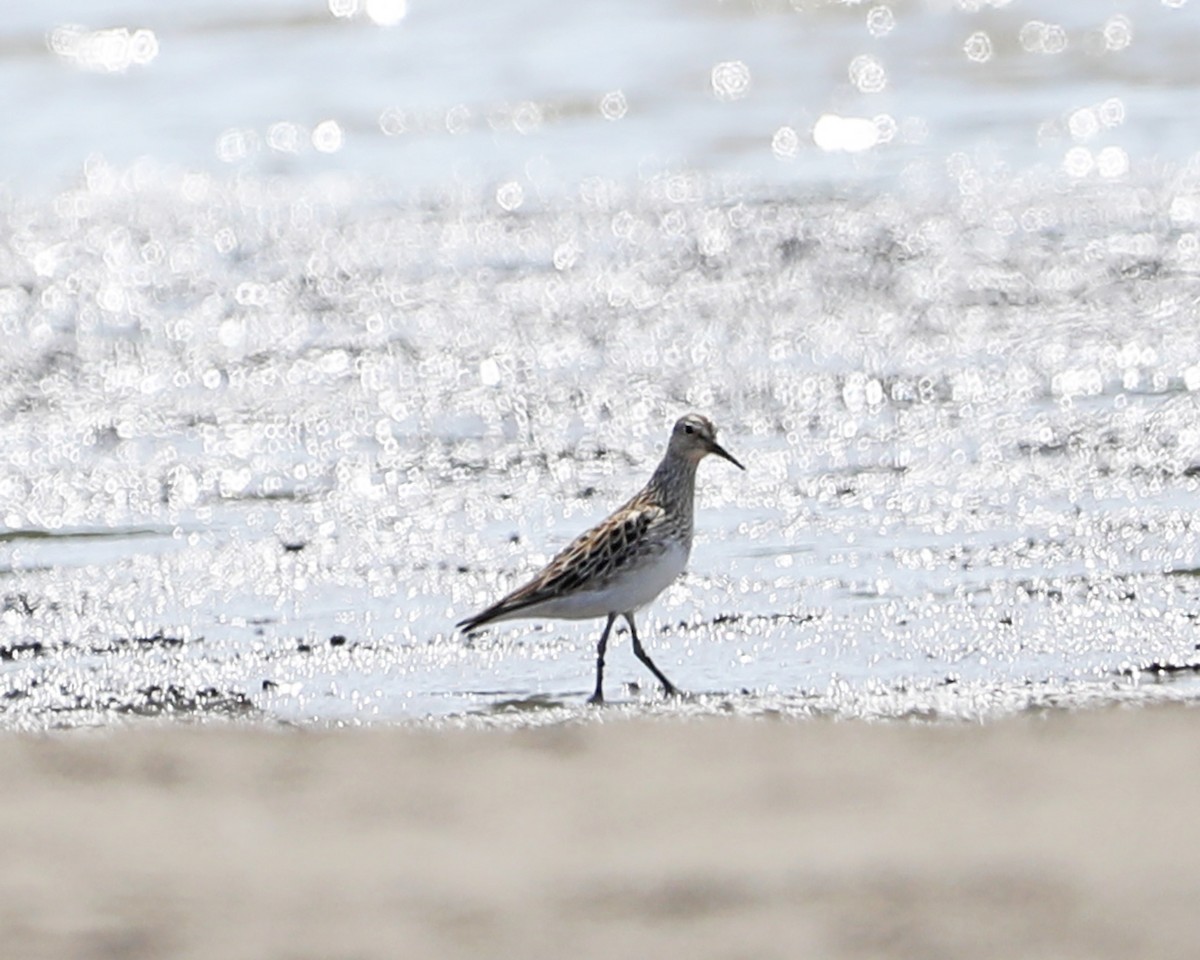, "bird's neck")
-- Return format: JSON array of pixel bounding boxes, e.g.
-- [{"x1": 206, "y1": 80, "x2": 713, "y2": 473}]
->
[{"x1": 647, "y1": 452, "x2": 698, "y2": 520}]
